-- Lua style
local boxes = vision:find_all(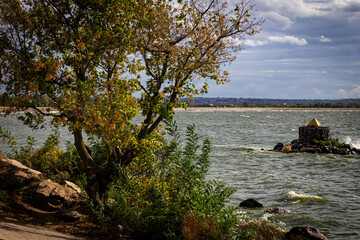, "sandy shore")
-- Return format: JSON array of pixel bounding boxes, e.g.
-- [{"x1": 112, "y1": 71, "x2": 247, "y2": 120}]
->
[{"x1": 174, "y1": 107, "x2": 360, "y2": 111}]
